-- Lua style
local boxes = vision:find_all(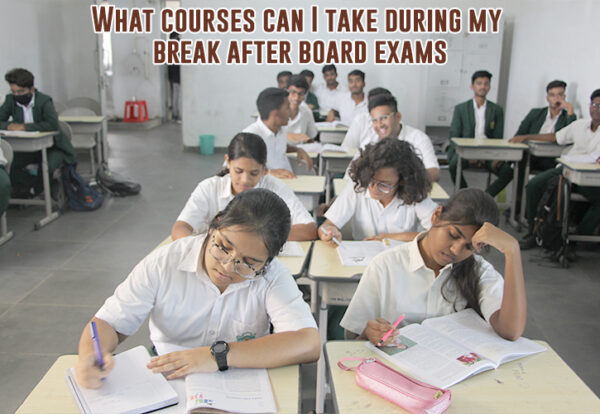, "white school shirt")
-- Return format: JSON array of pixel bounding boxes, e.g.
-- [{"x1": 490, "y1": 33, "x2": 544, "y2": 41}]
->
[
  {"x1": 287, "y1": 104, "x2": 317, "y2": 139},
  {"x1": 96, "y1": 235, "x2": 317, "y2": 351},
  {"x1": 340, "y1": 233, "x2": 504, "y2": 335},
  {"x1": 324, "y1": 183, "x2": 438, "y2": 240},
  {"x1": 539, "y1": 107, "x2": 560, "y2": 134},
  {"x1": 243, "y1": 119, "x2": 292, "y2": 172},
  {"x1": 176, "y1": 174, "x2": 314, "y2": 234},
  {"x1": 555, "y1": 118, "x2": 600, "y2": 156},
  {"x1": 16, "y1": 93, "x2": 35, "y2": 124},
  {"x1": 315, "y1": 83, "x2": 347, "y2": 112},
  {"x1": 473, "y1": 99, "x2": 487, "y2": 139},
  {"x1": 341, "y1": 112, "x2": 377, "y2": 150},
  {"x1": 333, "y1": 92, "x2": 368, "y2": 126}
]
